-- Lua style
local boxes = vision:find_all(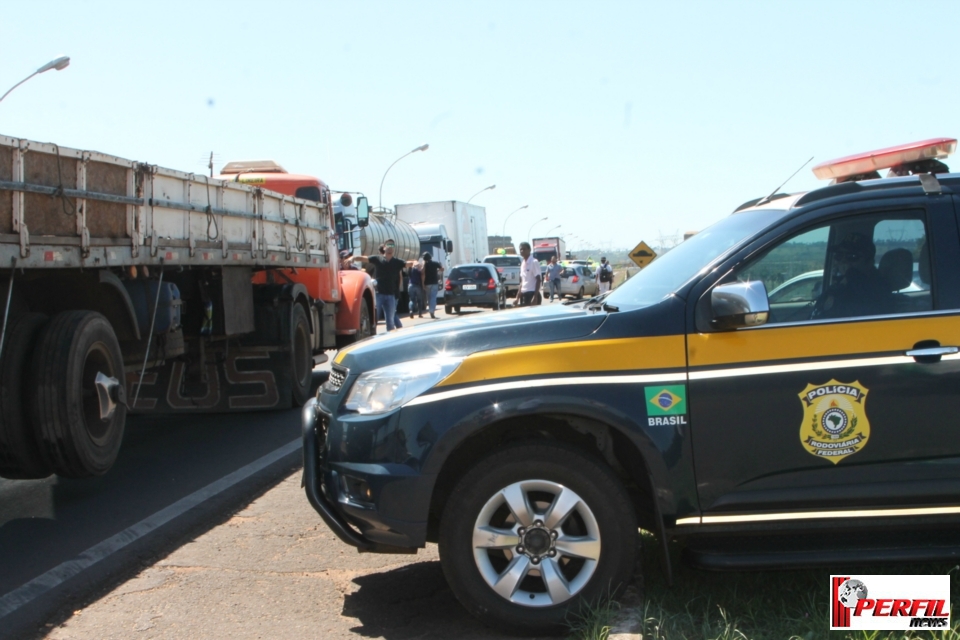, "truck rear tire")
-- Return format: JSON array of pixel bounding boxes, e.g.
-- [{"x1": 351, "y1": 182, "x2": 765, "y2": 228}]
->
[
  {"x1": 0, "y1": 313, "x2": 51, "y2": 479},
  {"x1": 29, "y1": 311, "x2": 126, "y2": 478},
  {"x1": 290, "y1": 304, "x2": 312, "y2": 407}
]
